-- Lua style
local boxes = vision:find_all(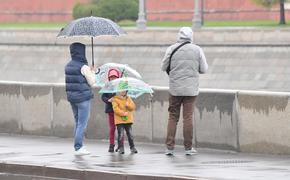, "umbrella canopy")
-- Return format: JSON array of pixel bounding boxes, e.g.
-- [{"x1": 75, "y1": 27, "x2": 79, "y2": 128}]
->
[
  {"x1": 57, "y1": 16, "x2": 126, "y2": 66},
  {"x1": 57, "y1": 16, "x2": 126, "y2": 37},
  {"x1": 95, "y1": 63, "x2": 142, "y2": 87},
  {"x1": 99, "y1": 77, "x2": 153, "y2": 98}
]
